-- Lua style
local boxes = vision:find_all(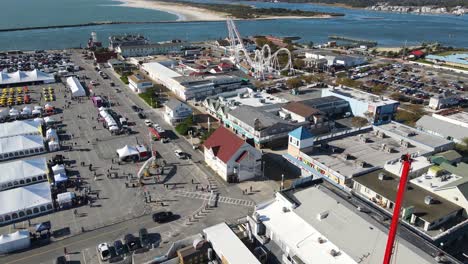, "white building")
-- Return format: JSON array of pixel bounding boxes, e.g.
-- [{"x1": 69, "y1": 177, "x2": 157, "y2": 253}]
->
[
  {"x1": 305, "y1": 51, "x2": 367, "y2": 67},
  {"x1": 0, "y1": 182, "x2": 53, "y2": 225},
  {"x1": 164, "y1": 98, "x2": 193, "y2": 125},
  {"x1": 0, "y1": 70, "x2": 55, "y2": 87},
  {"x1": 203, "y1": 223, "x2": 261, "y2": 264},
  {"x1": 115, "y1": 42, "x2": 189, "y2": 57},
  {"x1": 0, "y1": 135, "x2": 45, "y2": 161},
  {"x1": 428, "y1": 93, "x2": 459, "y2": 110},
  {"x1": 0, "y1": 120, "x2": 42, "y2": 139},
  {"x1": 416, "y1": 114, "x2": 468, "y2": 145},
  {"x1": 66, "y1": 76, "x2": 86, "y2": 97},
  {"x1": 251, "y1": 185, "x2": 436, "y2": 264},
  {"x1": 0, "y1": 157, "x2": 48, "y2": 191},
  {"x1": 128, "y1": 73, "x2": 153, "y2": 93},
  {"x1": 203, "y1": 127, "x2": 262, "y2": 183}
]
